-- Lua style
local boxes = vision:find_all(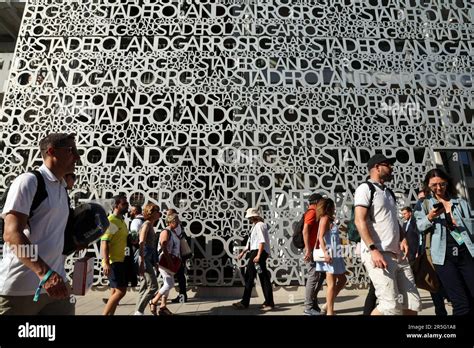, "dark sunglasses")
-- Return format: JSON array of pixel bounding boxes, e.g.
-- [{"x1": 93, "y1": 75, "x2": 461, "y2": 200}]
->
[
  {"x1": 55, "y1": 146, "x2": 80, "y2": 156},
  {"x1": 377, "y1": 162, "x2": 392, "y2": 167}
]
